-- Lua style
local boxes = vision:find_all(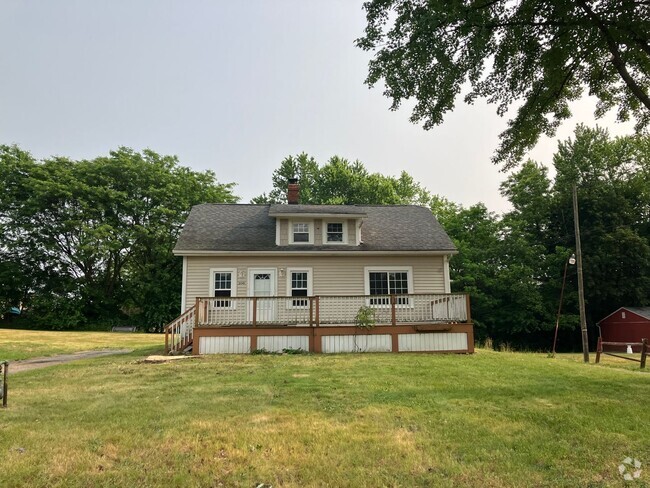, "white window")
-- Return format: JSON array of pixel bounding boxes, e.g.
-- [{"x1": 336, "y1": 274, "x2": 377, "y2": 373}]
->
[
  {"x1": 209, "y1": 268, "x2": 237, "y2": 308},
  {"x1": 364, "y1": 267, "x2": 413, "y2": 306},
  {"x1": 287, "y1": 268, "x2": 313, "y2": 308},
  {"x1": 290, "y1": 221, "x2": 313, "y2": 244},
  {"x1": 323, "y1": 221, "x2": 347, "y2": 244}
]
